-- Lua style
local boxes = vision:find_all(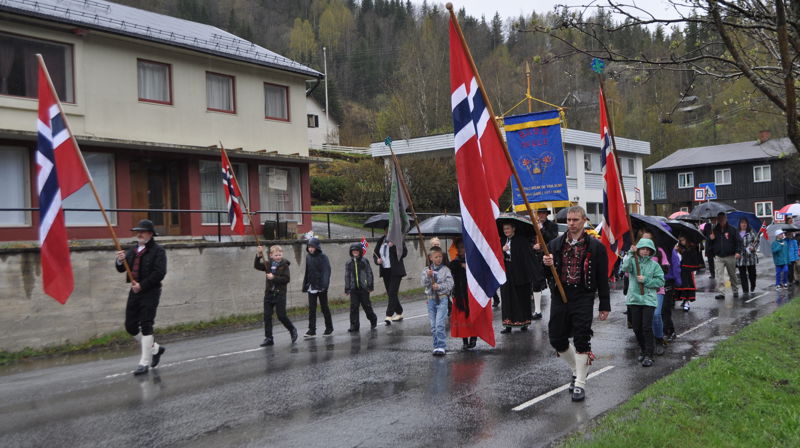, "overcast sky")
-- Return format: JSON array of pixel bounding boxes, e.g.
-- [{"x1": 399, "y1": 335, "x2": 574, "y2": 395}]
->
[{"x1": 425, "y1": 0, "x2": 686, "y2": 22}]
